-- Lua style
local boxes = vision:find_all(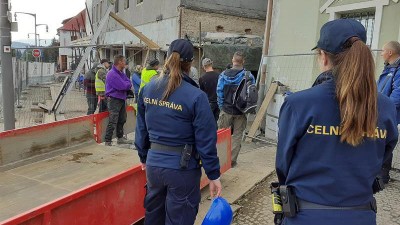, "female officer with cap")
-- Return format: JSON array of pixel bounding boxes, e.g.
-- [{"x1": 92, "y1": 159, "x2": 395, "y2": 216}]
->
[
  {"x1": 276, "y1": 19, "x2": 398, "y2": 225},
  {"x1": 135, "y1": 39, "x2": 222, "y2": 225}
]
